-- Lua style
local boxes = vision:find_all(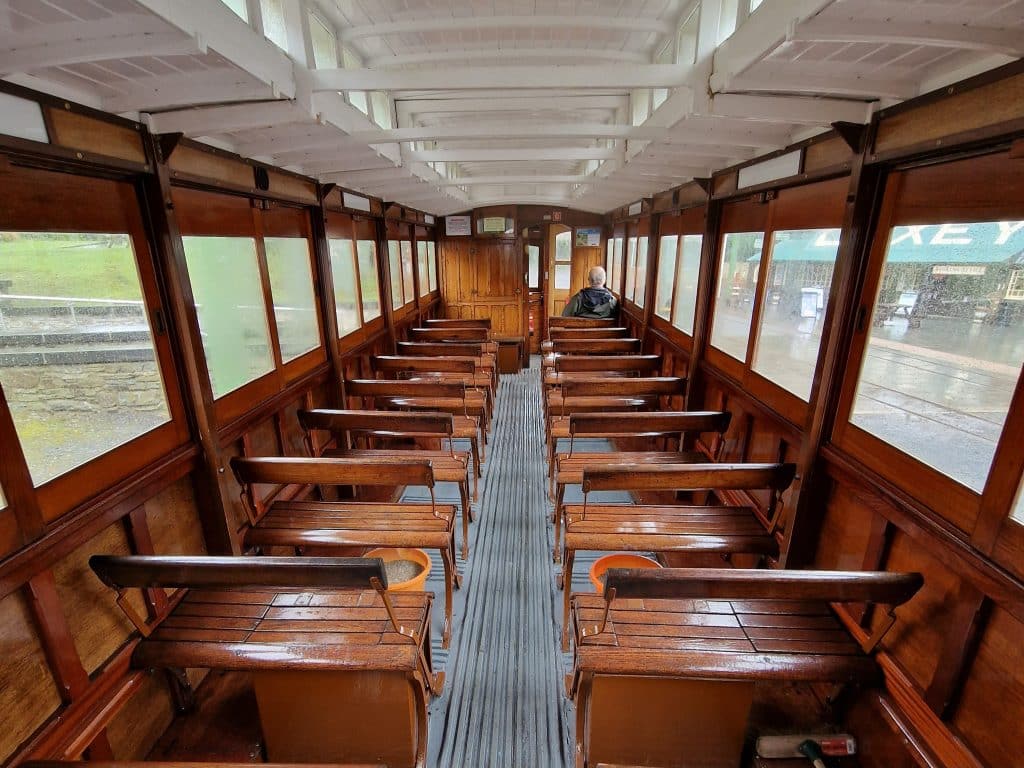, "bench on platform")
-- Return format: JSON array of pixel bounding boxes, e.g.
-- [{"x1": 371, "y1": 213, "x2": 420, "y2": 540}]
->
[
  {"x1": 568, "y1": 567, "x2": 923, "y2": 768},
  {"x1": 559, "y1": 462, "x2": 797, "y2": 648},
  {"x1": 230, "y1": 457, "x2": 460, "y2": 648},
  {"x1": 89, "y1": 555, "x2": 440, "y2": 767}
]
